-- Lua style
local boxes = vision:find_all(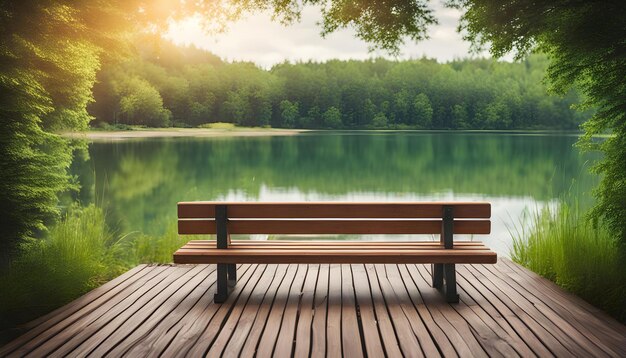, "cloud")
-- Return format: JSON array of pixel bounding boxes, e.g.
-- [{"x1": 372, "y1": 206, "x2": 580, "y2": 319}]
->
[{"x1": 165, "y1": 1, "x2": 492, "y2": 68}]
